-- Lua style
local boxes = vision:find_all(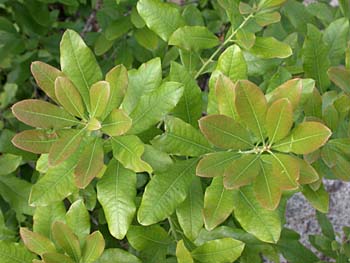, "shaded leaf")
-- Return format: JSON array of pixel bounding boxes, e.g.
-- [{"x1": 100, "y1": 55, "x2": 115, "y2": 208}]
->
[
  {"x1": 327, "y1": 66, "x2": 350, "y2": 94},
  {"x1": 0, "y1": 154, "x2": 22, "y2": 176}
]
